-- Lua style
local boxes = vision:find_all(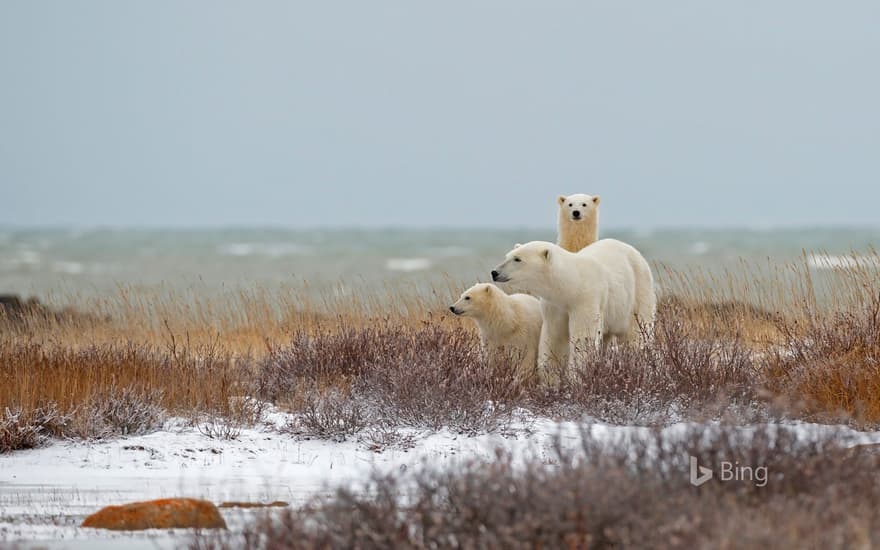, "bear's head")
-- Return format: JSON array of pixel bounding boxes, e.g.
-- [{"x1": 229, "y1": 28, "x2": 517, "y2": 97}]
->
[
  {"x1": 558, "y1": 193, "x2": 599, "y2": 222},
  {"x1": 449, "y1": 283, "x2": 499, "y2": 317},
  {"x1": 491, "y1": 241, "x2": 554, "y2": 286}
]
